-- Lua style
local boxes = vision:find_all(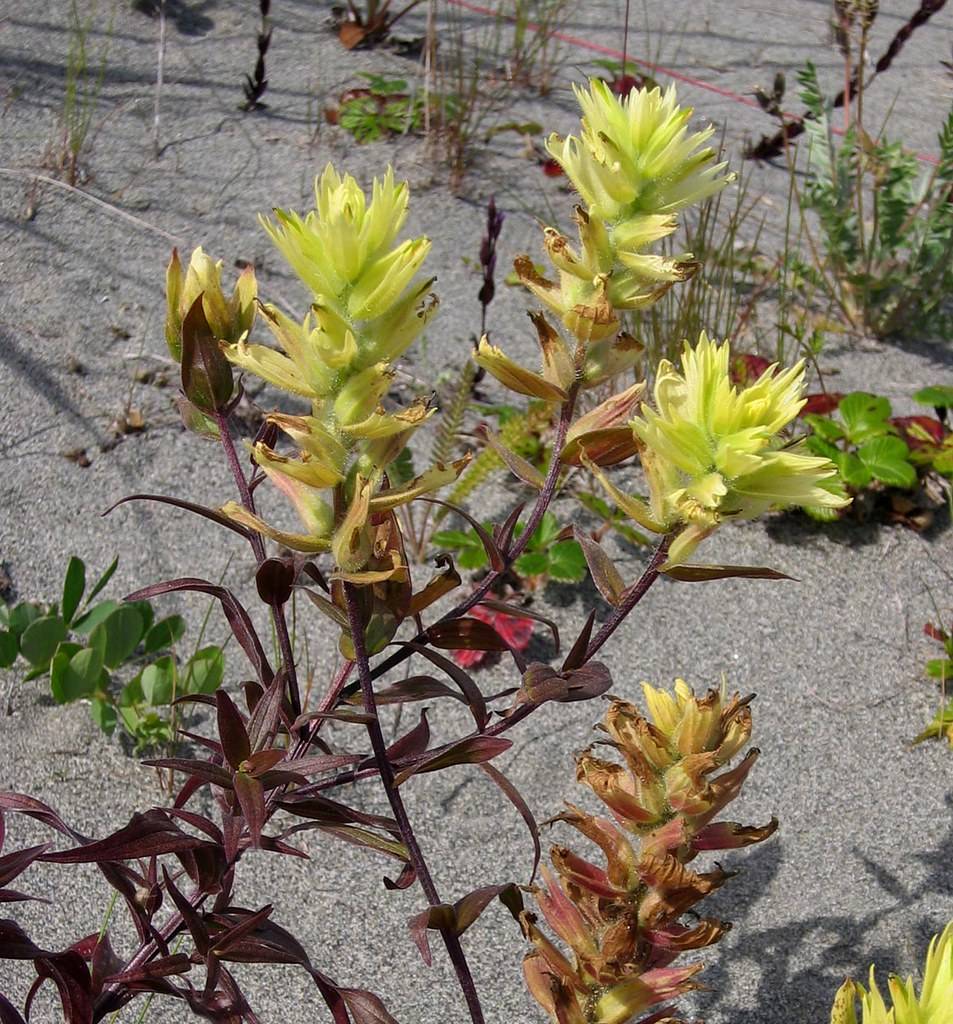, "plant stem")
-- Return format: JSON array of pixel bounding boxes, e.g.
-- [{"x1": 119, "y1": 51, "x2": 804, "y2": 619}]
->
[
  {"x1": 342, "y1": 582, "x2": 486, "y2": 1024},
  {"x1": 368, "y1": 383, "x2": 580, "y2": 684},
  {"x1": 213, "y1": 408, "x2": 301, "y2": 716},
  {"x1": 584, "y1": 533, "x2": 672, "y2": 661}
]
